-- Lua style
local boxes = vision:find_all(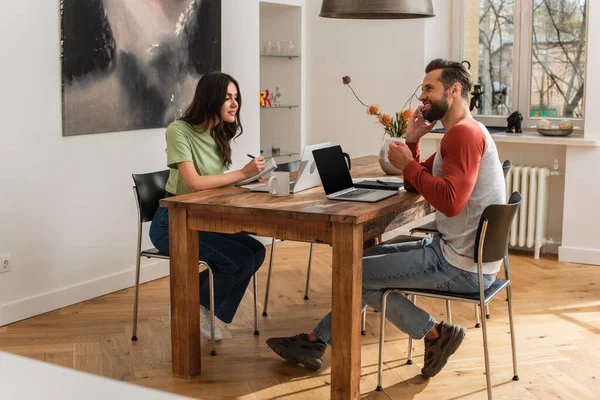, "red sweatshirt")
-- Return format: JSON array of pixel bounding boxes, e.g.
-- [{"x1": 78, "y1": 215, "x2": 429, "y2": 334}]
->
[{"x1": 402, "y1": 118, "x2": 486, "y2": 217}]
